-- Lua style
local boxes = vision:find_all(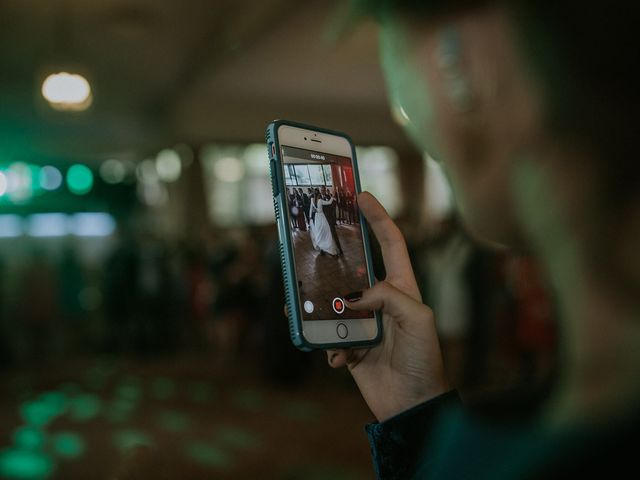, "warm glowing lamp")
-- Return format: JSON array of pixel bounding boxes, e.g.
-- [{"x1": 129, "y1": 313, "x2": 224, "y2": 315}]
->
[{"x1": 41, "y1": 72, "x2": 92, "y2": 111}]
